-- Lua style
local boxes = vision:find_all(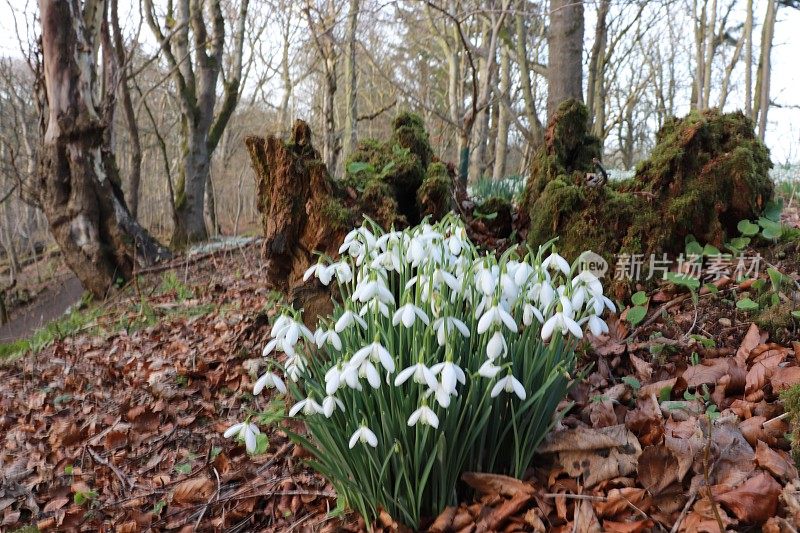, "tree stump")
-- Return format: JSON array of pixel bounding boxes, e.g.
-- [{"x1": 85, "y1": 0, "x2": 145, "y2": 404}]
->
[
  {"x1": 245, "y1": 116, "x2": 455, "y2": 313},
  {"x1": 521, "y1": 100, "x2": 774, "y2": 263}
]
